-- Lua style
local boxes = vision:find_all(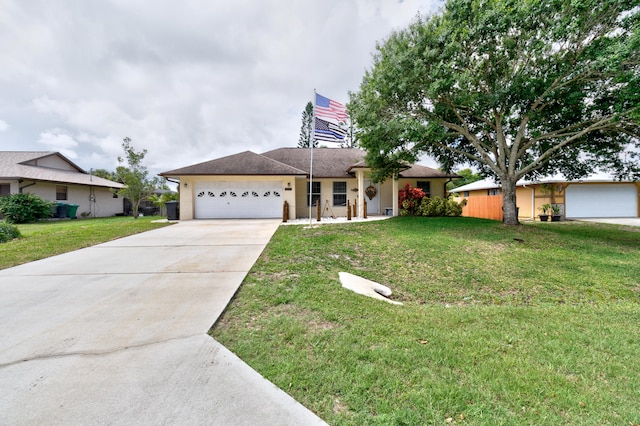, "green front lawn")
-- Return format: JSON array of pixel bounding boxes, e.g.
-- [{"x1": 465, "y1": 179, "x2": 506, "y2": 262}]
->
[
  {"x1": 211, "y1": 217, "x2": 640, "y2": 425},
  {"x1": 0, "y1": 216, "x2": 173, "y2": 269}
]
